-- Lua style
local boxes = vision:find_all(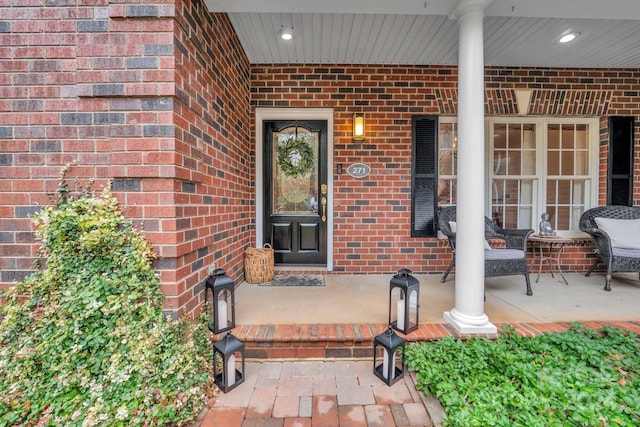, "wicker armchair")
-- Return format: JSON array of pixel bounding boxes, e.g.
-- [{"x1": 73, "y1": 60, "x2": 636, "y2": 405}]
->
[
  {"x1": 578, "y1": 205, "x2": 640, "y2": 291},
  {"x1": 438, "y1": 206, "x2": 534, "y2": 295}
]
